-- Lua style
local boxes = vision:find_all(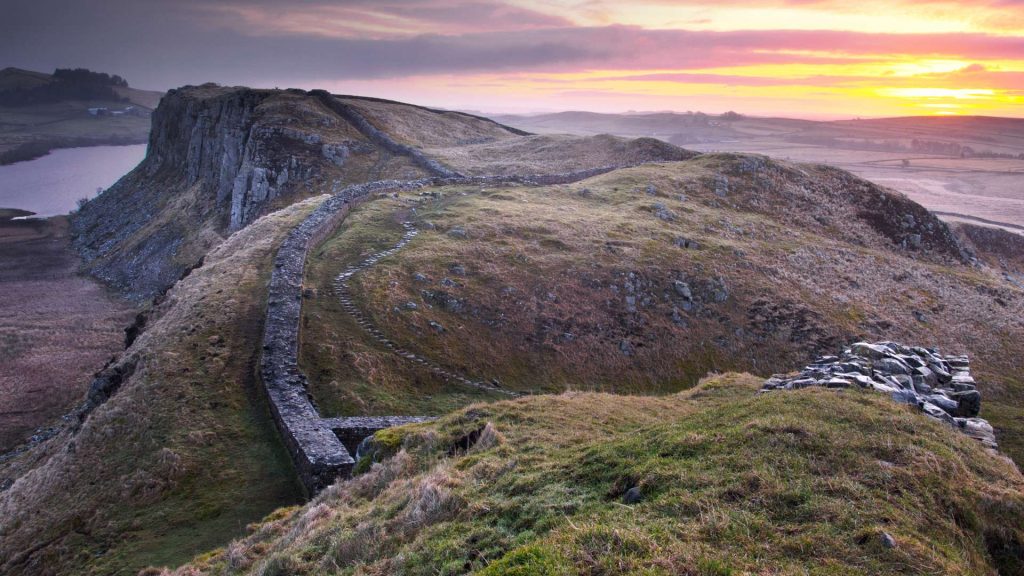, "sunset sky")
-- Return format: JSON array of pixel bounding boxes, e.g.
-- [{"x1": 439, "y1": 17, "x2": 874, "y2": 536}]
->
[{"x1": 3, "y1": 0, "x2": 1024, "y2": 118}]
